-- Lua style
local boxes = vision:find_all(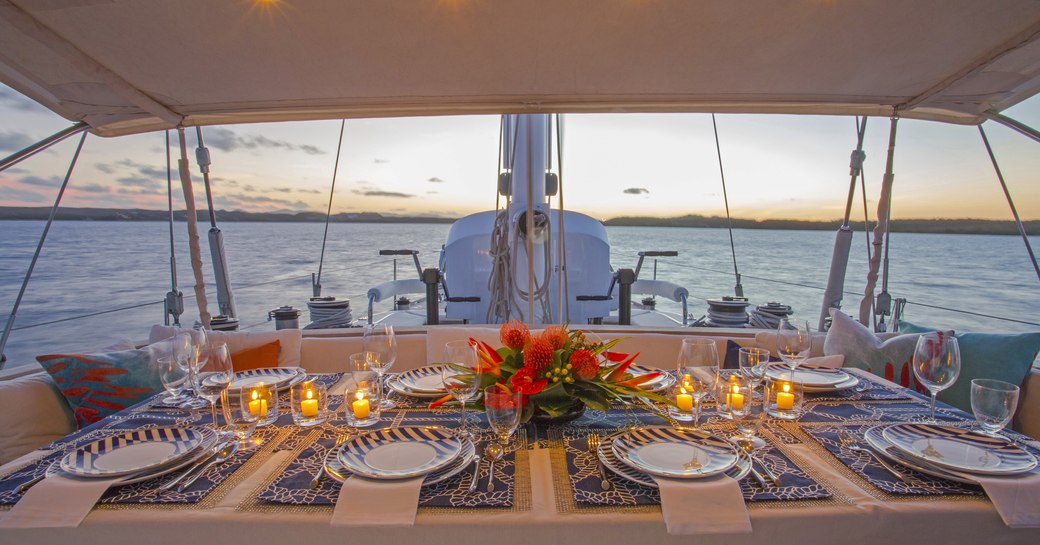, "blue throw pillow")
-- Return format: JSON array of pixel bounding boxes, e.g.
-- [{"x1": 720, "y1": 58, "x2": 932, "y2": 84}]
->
[
  {"x1": 898, "y1": 320, "x2": 1040, "y2": 412},
  {"x1": 37, "y1": 349, "x2": 162, "y2": 428}
]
